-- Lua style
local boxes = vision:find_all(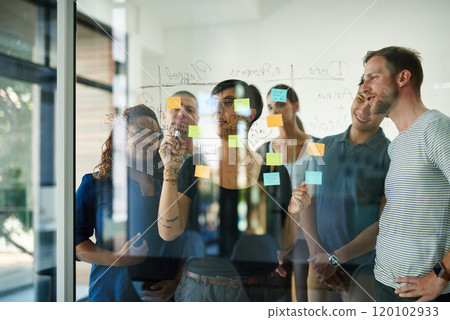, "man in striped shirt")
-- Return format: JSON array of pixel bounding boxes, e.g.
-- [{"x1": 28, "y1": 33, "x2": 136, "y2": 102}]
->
[{"x1": 362, "y1": 46, "x2": 450, "y2": 302}]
